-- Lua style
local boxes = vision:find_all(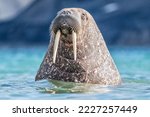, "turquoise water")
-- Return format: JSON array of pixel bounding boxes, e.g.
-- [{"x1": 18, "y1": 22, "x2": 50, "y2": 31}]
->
[{"x1": 0, "y1": 46, "x2": 150, "y2": 99}]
